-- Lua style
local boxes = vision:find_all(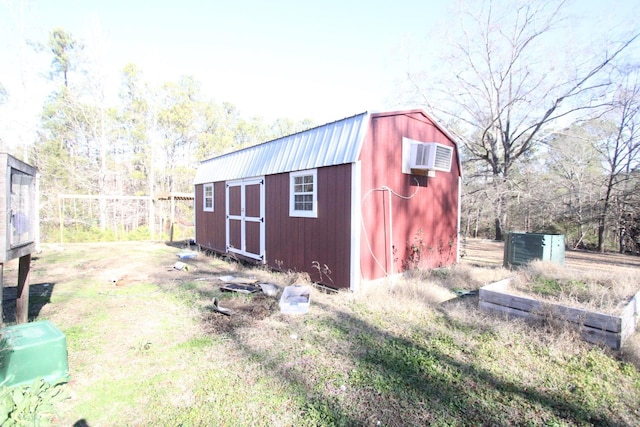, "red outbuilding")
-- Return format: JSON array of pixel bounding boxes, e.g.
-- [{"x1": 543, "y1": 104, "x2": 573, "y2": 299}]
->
[{"x1": 194, "y1": 109, "x2": 462, "y2": 290}]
